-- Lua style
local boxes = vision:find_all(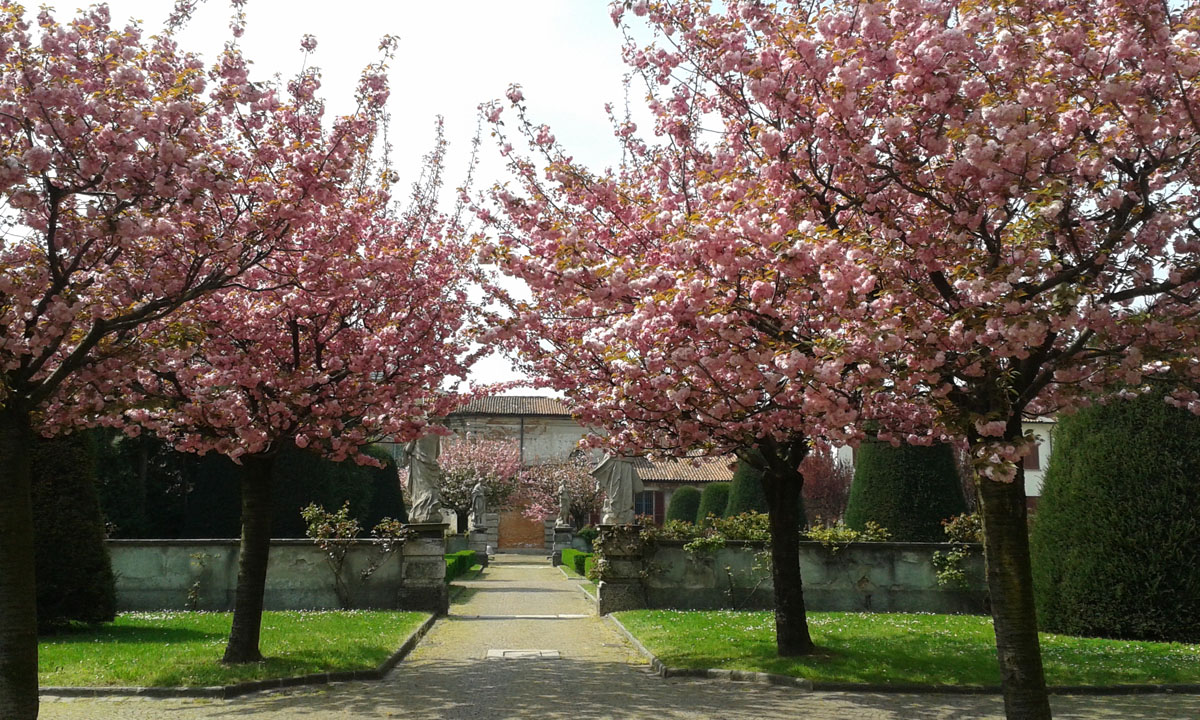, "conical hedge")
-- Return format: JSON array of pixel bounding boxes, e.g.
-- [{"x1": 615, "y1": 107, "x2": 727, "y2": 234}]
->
[
  {"x1": 725, "y1": 460, "x2": 770, "y2": 516},
  {"x1": 32, "y1": 432, "x2": 117, "y2": 629},
  {"x1": 843, "y1": 440, "x2": 967, "y2": 541},
  {"x1": 696, "y1": 482, "x2": 731, "y2": 525},
  {"x1": 665, "y1": 486, "x2": 701, "y2": 523},
  {"x1": 1031, "y1": 394, "x2": 1200, "y2": 642}
]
